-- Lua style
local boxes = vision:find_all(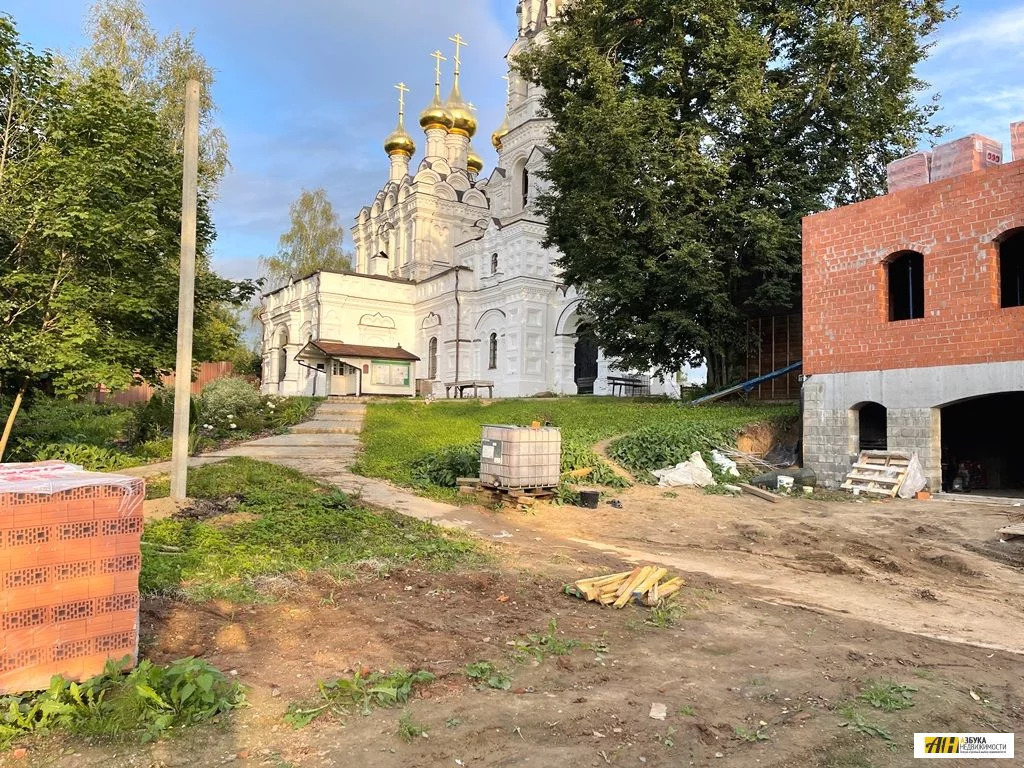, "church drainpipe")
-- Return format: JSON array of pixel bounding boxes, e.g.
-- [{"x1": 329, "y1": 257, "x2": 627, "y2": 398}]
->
[
  {"x1": 296, "y1": 361, "x2": 321, "y2": 396},
  {"x1": 455, "y1": 269, "x2": 462, "y2": 384}
]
